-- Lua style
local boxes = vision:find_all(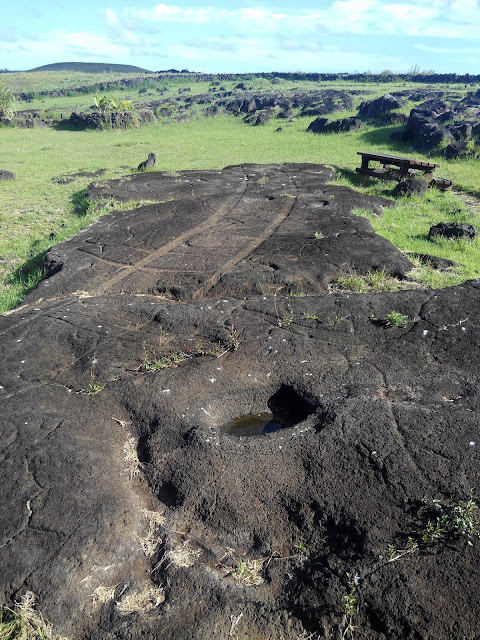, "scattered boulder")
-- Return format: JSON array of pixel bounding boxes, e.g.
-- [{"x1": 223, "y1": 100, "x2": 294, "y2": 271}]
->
[
  {"x1": 428, "y1": 221, "x2": 477, "y2": 240},
  {"x1": 307, "y1": 116, "x2": 361, "y2": 134},
  {"x1": 443, "y1": 141, "x2": 468, "y2": 160},
  {"x1": 357, "y1": 93, "x2": 405, "y2": 121},
  {"x1": 392, "y1": 178, "x2": 429, "y2": 197},
  {"x1": 0, "y1": 170, "x2": 15, "y2": 181},
  {"x1": 137, "y1": 153, "x2": 157, "y2": 171},
  {"x1": 410, "y1": 253, "x2": 459, "y2": 270},
  {"x1": 67, "y1": 109, "x2": 155, "y2": 130}
]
